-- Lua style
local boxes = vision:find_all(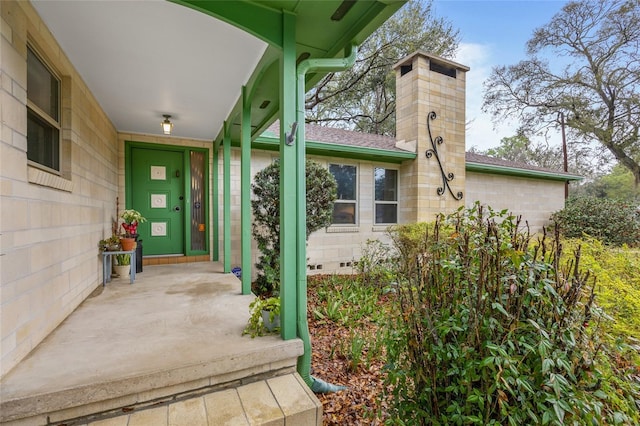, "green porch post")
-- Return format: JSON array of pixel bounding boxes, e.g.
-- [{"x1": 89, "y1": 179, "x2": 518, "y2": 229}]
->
[
  {"x1": 279, "y1": 10, "x2": 297, "y2": 340},
  {"x1": 223, "y1": 121, "x2": 231, "y2": 273},
  {"x1": 240, "y1": 86, "x2": 252, "y2": 294},
  {"x1": 212, "y1": 144, "x2": 219, "y2": 261}
]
